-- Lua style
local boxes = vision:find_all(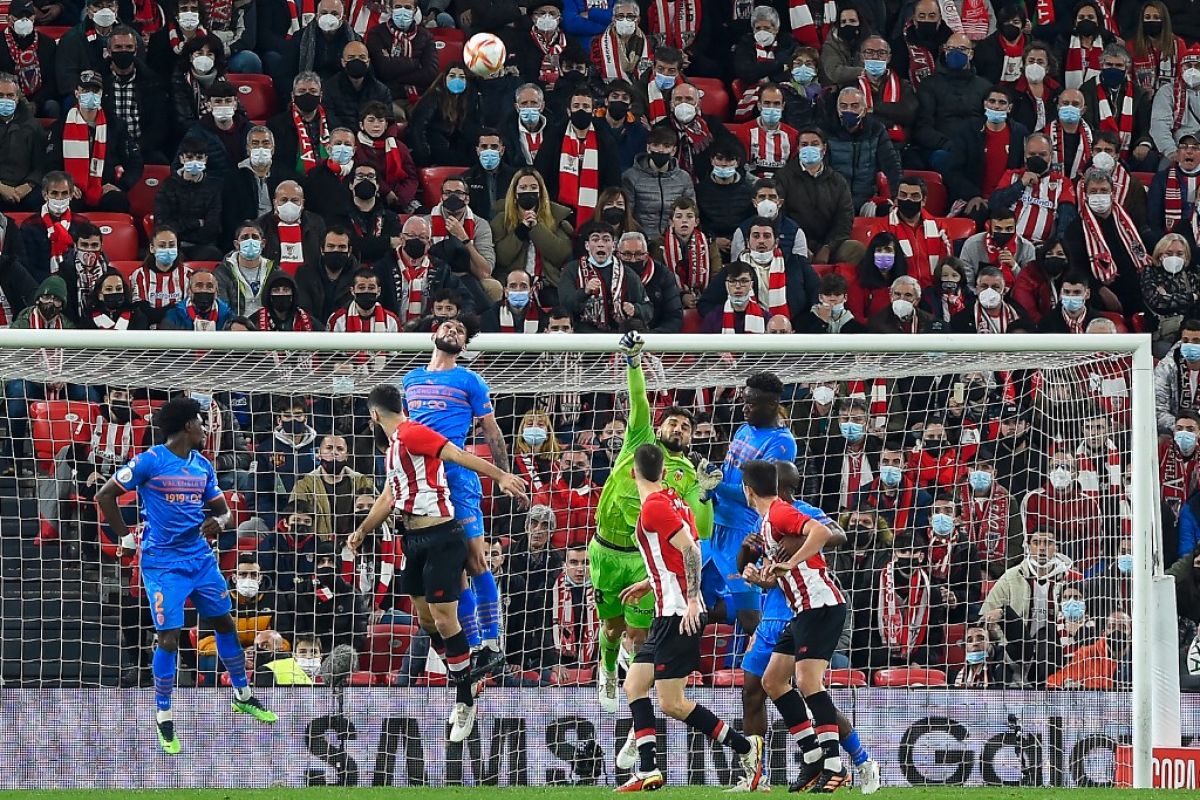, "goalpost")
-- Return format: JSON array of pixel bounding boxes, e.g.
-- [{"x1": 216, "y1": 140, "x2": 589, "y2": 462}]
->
[{"x1": 0, "y1": 329, "x2": 1177, "y2": 789}]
